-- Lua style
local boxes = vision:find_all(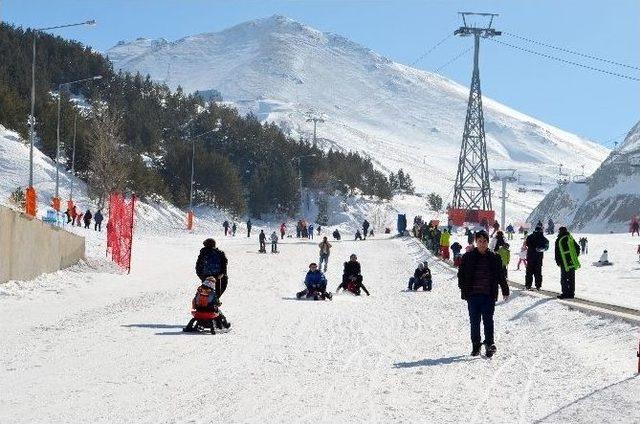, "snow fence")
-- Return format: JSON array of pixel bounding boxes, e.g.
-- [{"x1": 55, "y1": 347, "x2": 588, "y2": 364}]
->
[{"x1": 0, "y1": 205, "x2": 85, "y2": 283}]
